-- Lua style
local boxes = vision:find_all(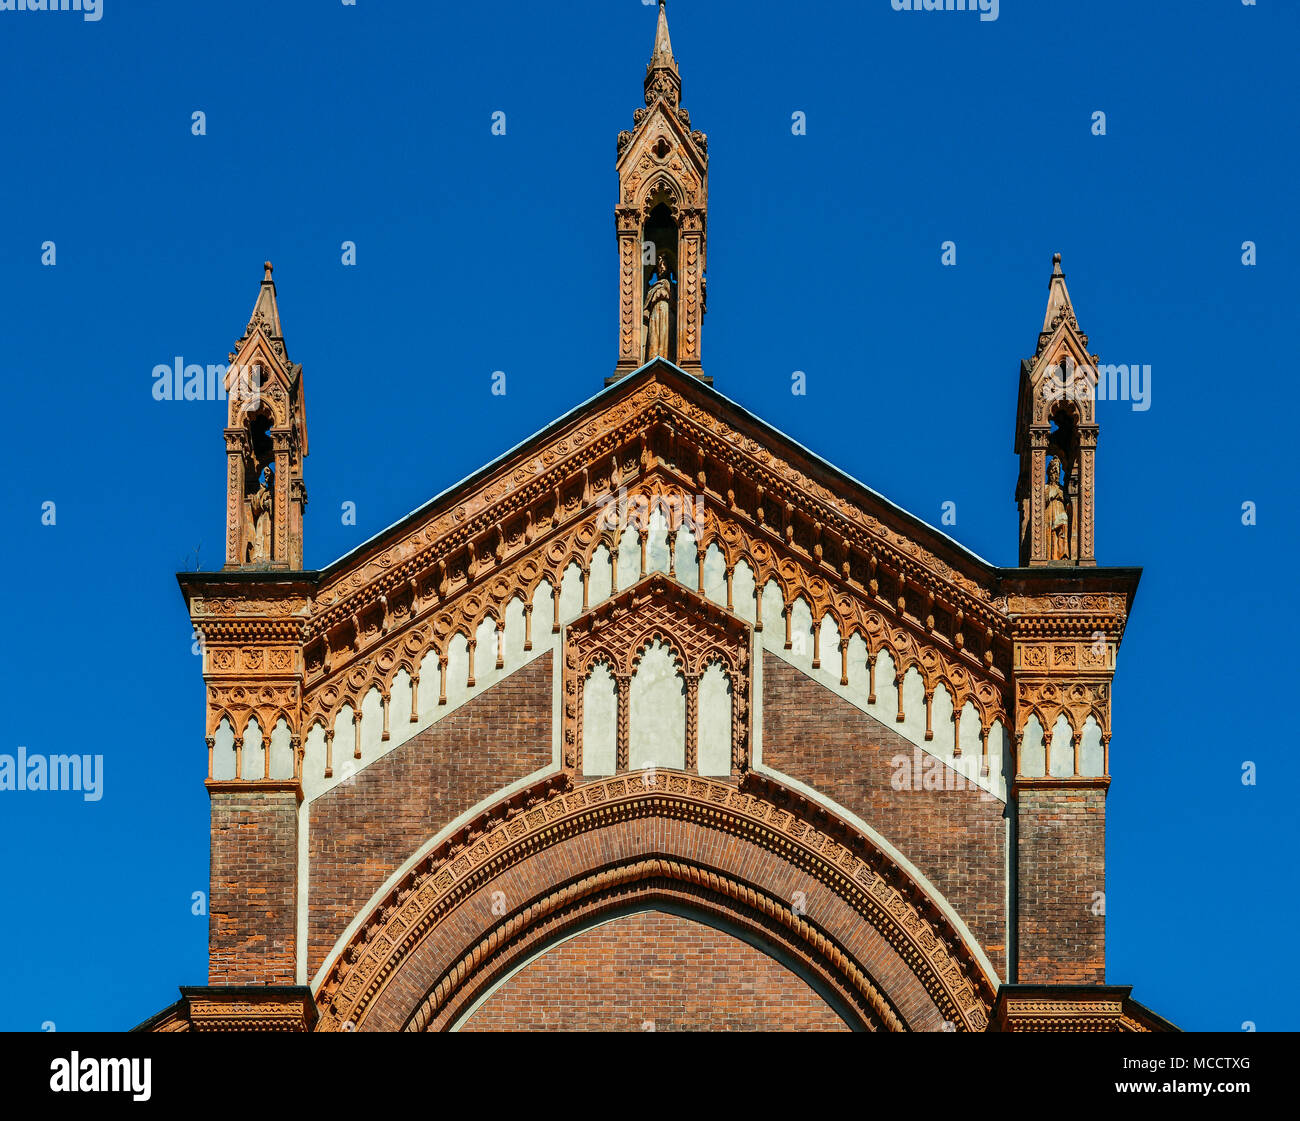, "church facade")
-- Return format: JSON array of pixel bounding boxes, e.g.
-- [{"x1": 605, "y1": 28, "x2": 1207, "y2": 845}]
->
[{"x1": 140, "y1": 2, "x2": 1172, "y2": 1032}]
